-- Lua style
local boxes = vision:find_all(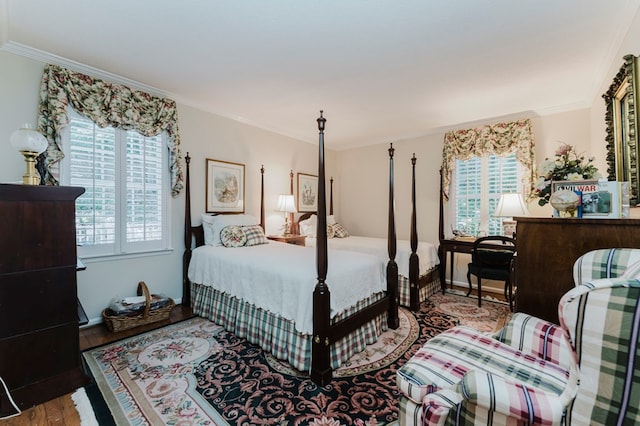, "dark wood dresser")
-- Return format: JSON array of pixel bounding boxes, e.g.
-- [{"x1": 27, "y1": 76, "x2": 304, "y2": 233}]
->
[
  {"x1": 0, "y1": 184, "x2": 88, "y2": 415},
  {"x1": 515, "y1": 216, "x2": 640, "y2": 324}
]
